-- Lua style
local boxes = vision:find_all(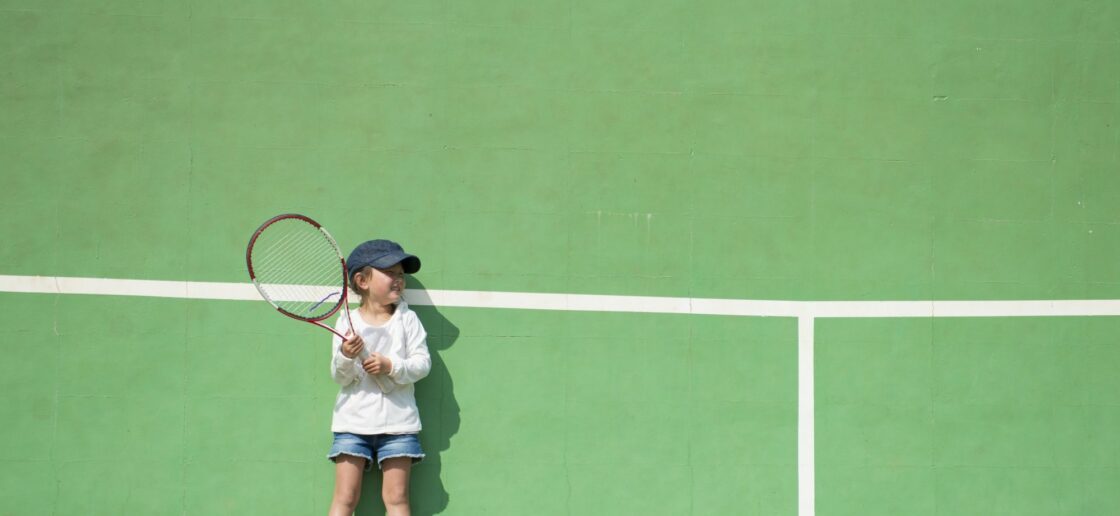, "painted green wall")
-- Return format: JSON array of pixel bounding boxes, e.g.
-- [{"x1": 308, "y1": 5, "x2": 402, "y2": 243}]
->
[{"x1": 2, "y1": 1, "x2": 1118, "y2": 514}]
